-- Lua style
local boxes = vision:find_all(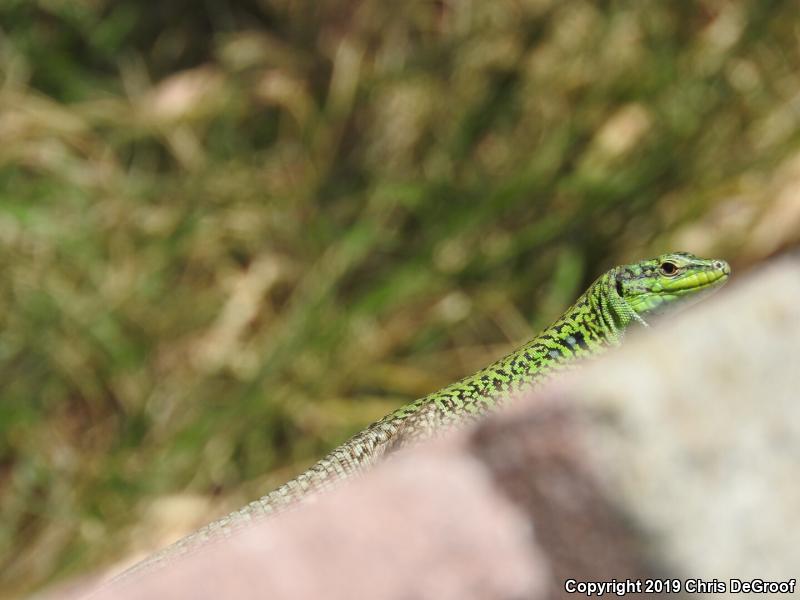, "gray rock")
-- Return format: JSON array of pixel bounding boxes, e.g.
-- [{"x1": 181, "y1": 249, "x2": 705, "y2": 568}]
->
[
  {"x1": 569, "y1": 255, "x2": 800, "y2": 587},
  {"x1": 54, "y1": 255, "x2": 800, "y2": 599}
]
